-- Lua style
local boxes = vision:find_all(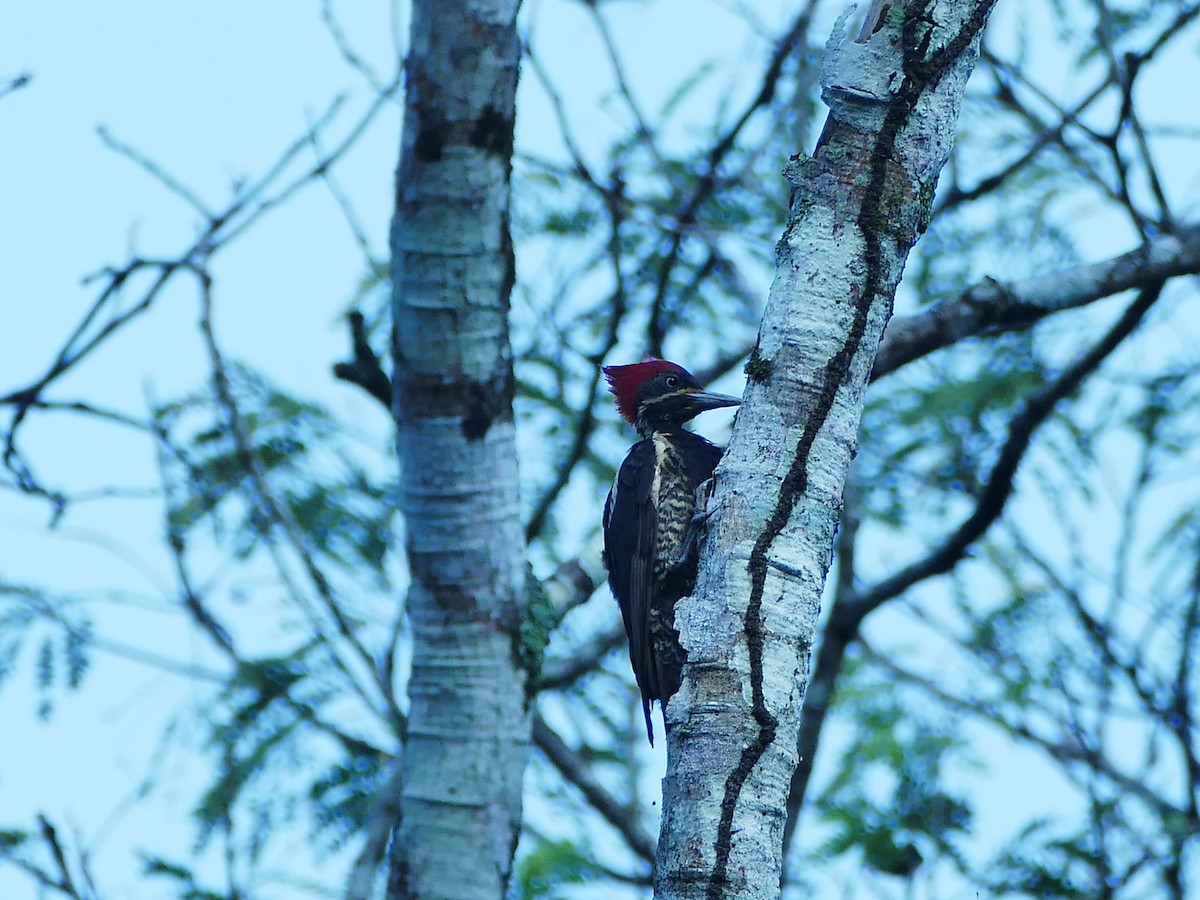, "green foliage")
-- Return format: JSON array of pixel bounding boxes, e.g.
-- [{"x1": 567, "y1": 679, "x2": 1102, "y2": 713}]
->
[
  {"x1": 0, "y1": 829, "x2": 29, "y2": 850},
  {"x1": 744, "y1": 345, "x2": 774, "y2": 383},
  {"x1": 309, "y1": 744, "x2": 391, "y2": 845},
  {"x1": 141, "y1": 854, "x2": 227, "y2": 900},
  {"x1": 156, "y1": 364, "x2": 395, "y2": 583},
  {"x1": 0, "y1": 583, "x2": 93, "y2": 719},
  {"x1": 515, "y1": 838, "x2": 605, "y2": 899},
  {"x1": 192, "y1": 643, "x2": 360, "y2": 854},
  {"x1": 812, "y1": 656, "x2": 973, "y2": 880},
  {"x1": 859, "y1": 331, "x2": 1045, "y2": 529},
  {"x1": 982, "y1": 820, "x2": 1106, "y2": 899},
  {"x1": 519, "y1": 568, "x2": 557, "y2": 689}
]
